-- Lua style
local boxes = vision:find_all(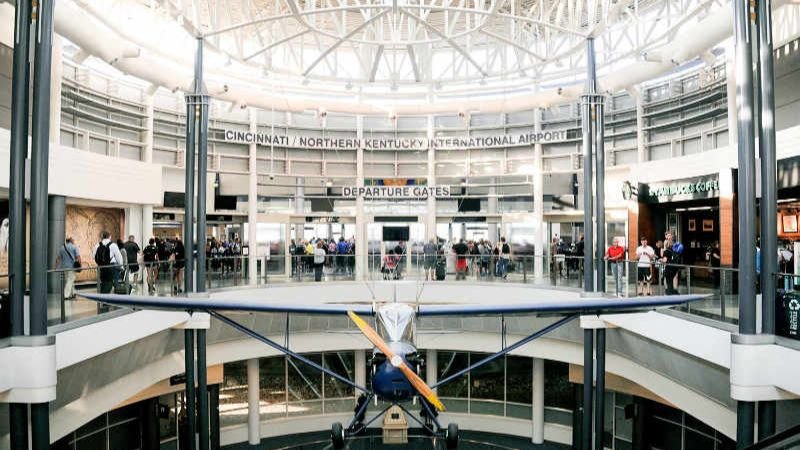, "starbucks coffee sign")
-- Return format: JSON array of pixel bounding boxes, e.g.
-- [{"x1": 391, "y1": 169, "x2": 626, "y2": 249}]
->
[
  {"x1": 639, "y1": 175, "x2": 720, "y2": 203},
  {"x1": 342, "y1": 185, "x2": 451, "y2": 199}
]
